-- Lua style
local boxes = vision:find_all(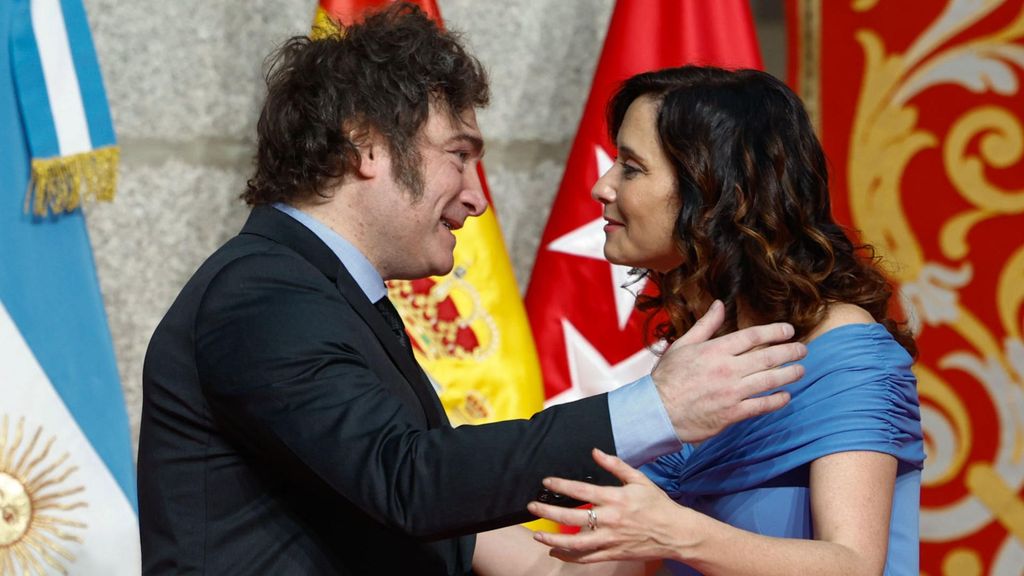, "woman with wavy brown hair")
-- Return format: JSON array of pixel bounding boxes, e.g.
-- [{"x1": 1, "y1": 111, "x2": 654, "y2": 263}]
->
[{"x1": 473, "y1": 66, "x2": 924, "y2": 576}]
